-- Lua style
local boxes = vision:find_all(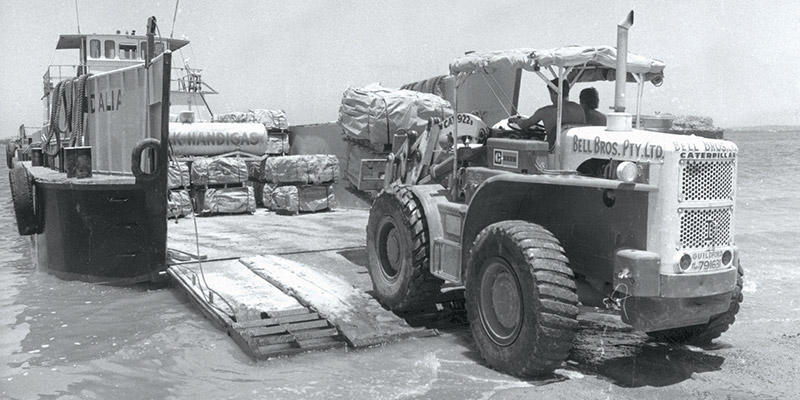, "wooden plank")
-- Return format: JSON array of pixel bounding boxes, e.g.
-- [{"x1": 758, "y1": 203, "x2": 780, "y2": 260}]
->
[
  {"x1": 254, "y1": 339, "x2": 346, "y2": 359},
  {"x1": 233, "y1": 312, "x2": 320, "y2": 329},
  {"x1": 169, "y1": 262, "x2": 346, "y2": 360},
  {"x1": 249, "y1": 327, "x2": 339, "y2": 346},
  {"x1": 168, "y1": 267, "x2": 233, "y2": 331},
  {"x1": 297, "y1": 336, "x2": 343, "y2": 349},
  {"x1": 170, "y1": 260, "x2": 304, "y2": 316},
  {"x1": 265, "y1": 308, "x2": 316, "y2": 318},
  {"x1": 245, "y1": 319, "x2": 330, "y2": 337},
  {"x1": 241, "y1": 255, "x2": 436, "y2": 348}
]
